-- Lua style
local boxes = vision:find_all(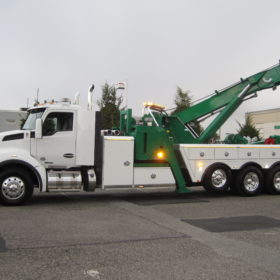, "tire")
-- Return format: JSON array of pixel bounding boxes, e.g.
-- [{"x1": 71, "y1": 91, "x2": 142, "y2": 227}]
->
[
  {"x1": 233, "y1": 166, "x2": 263, "y2": 196},
  {"x1": 264, "y1": 166, "x2": 280, "y2": 194},
  {"x1": 0, "y1": 168, "x2": 34, "y2": 206},
  {"x1": 202, "y1": 164, "x2": 231, "y2": 193}
]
